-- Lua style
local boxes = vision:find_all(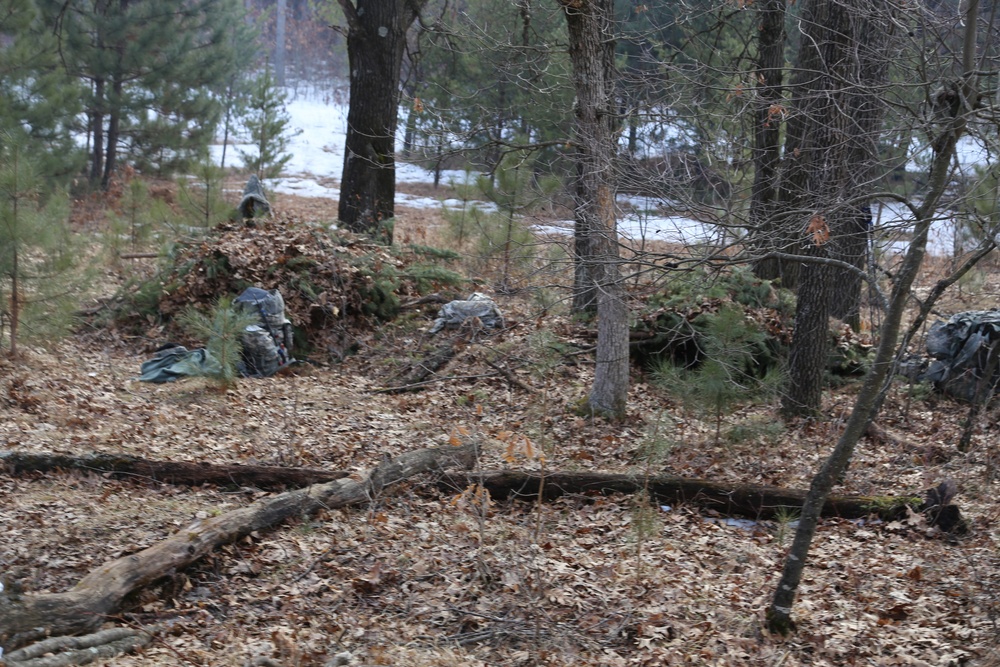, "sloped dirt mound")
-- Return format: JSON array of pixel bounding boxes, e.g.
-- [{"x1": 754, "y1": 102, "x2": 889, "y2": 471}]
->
[{"x1": 127, "y1": 217, "x2": 463, "y2": 357}]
